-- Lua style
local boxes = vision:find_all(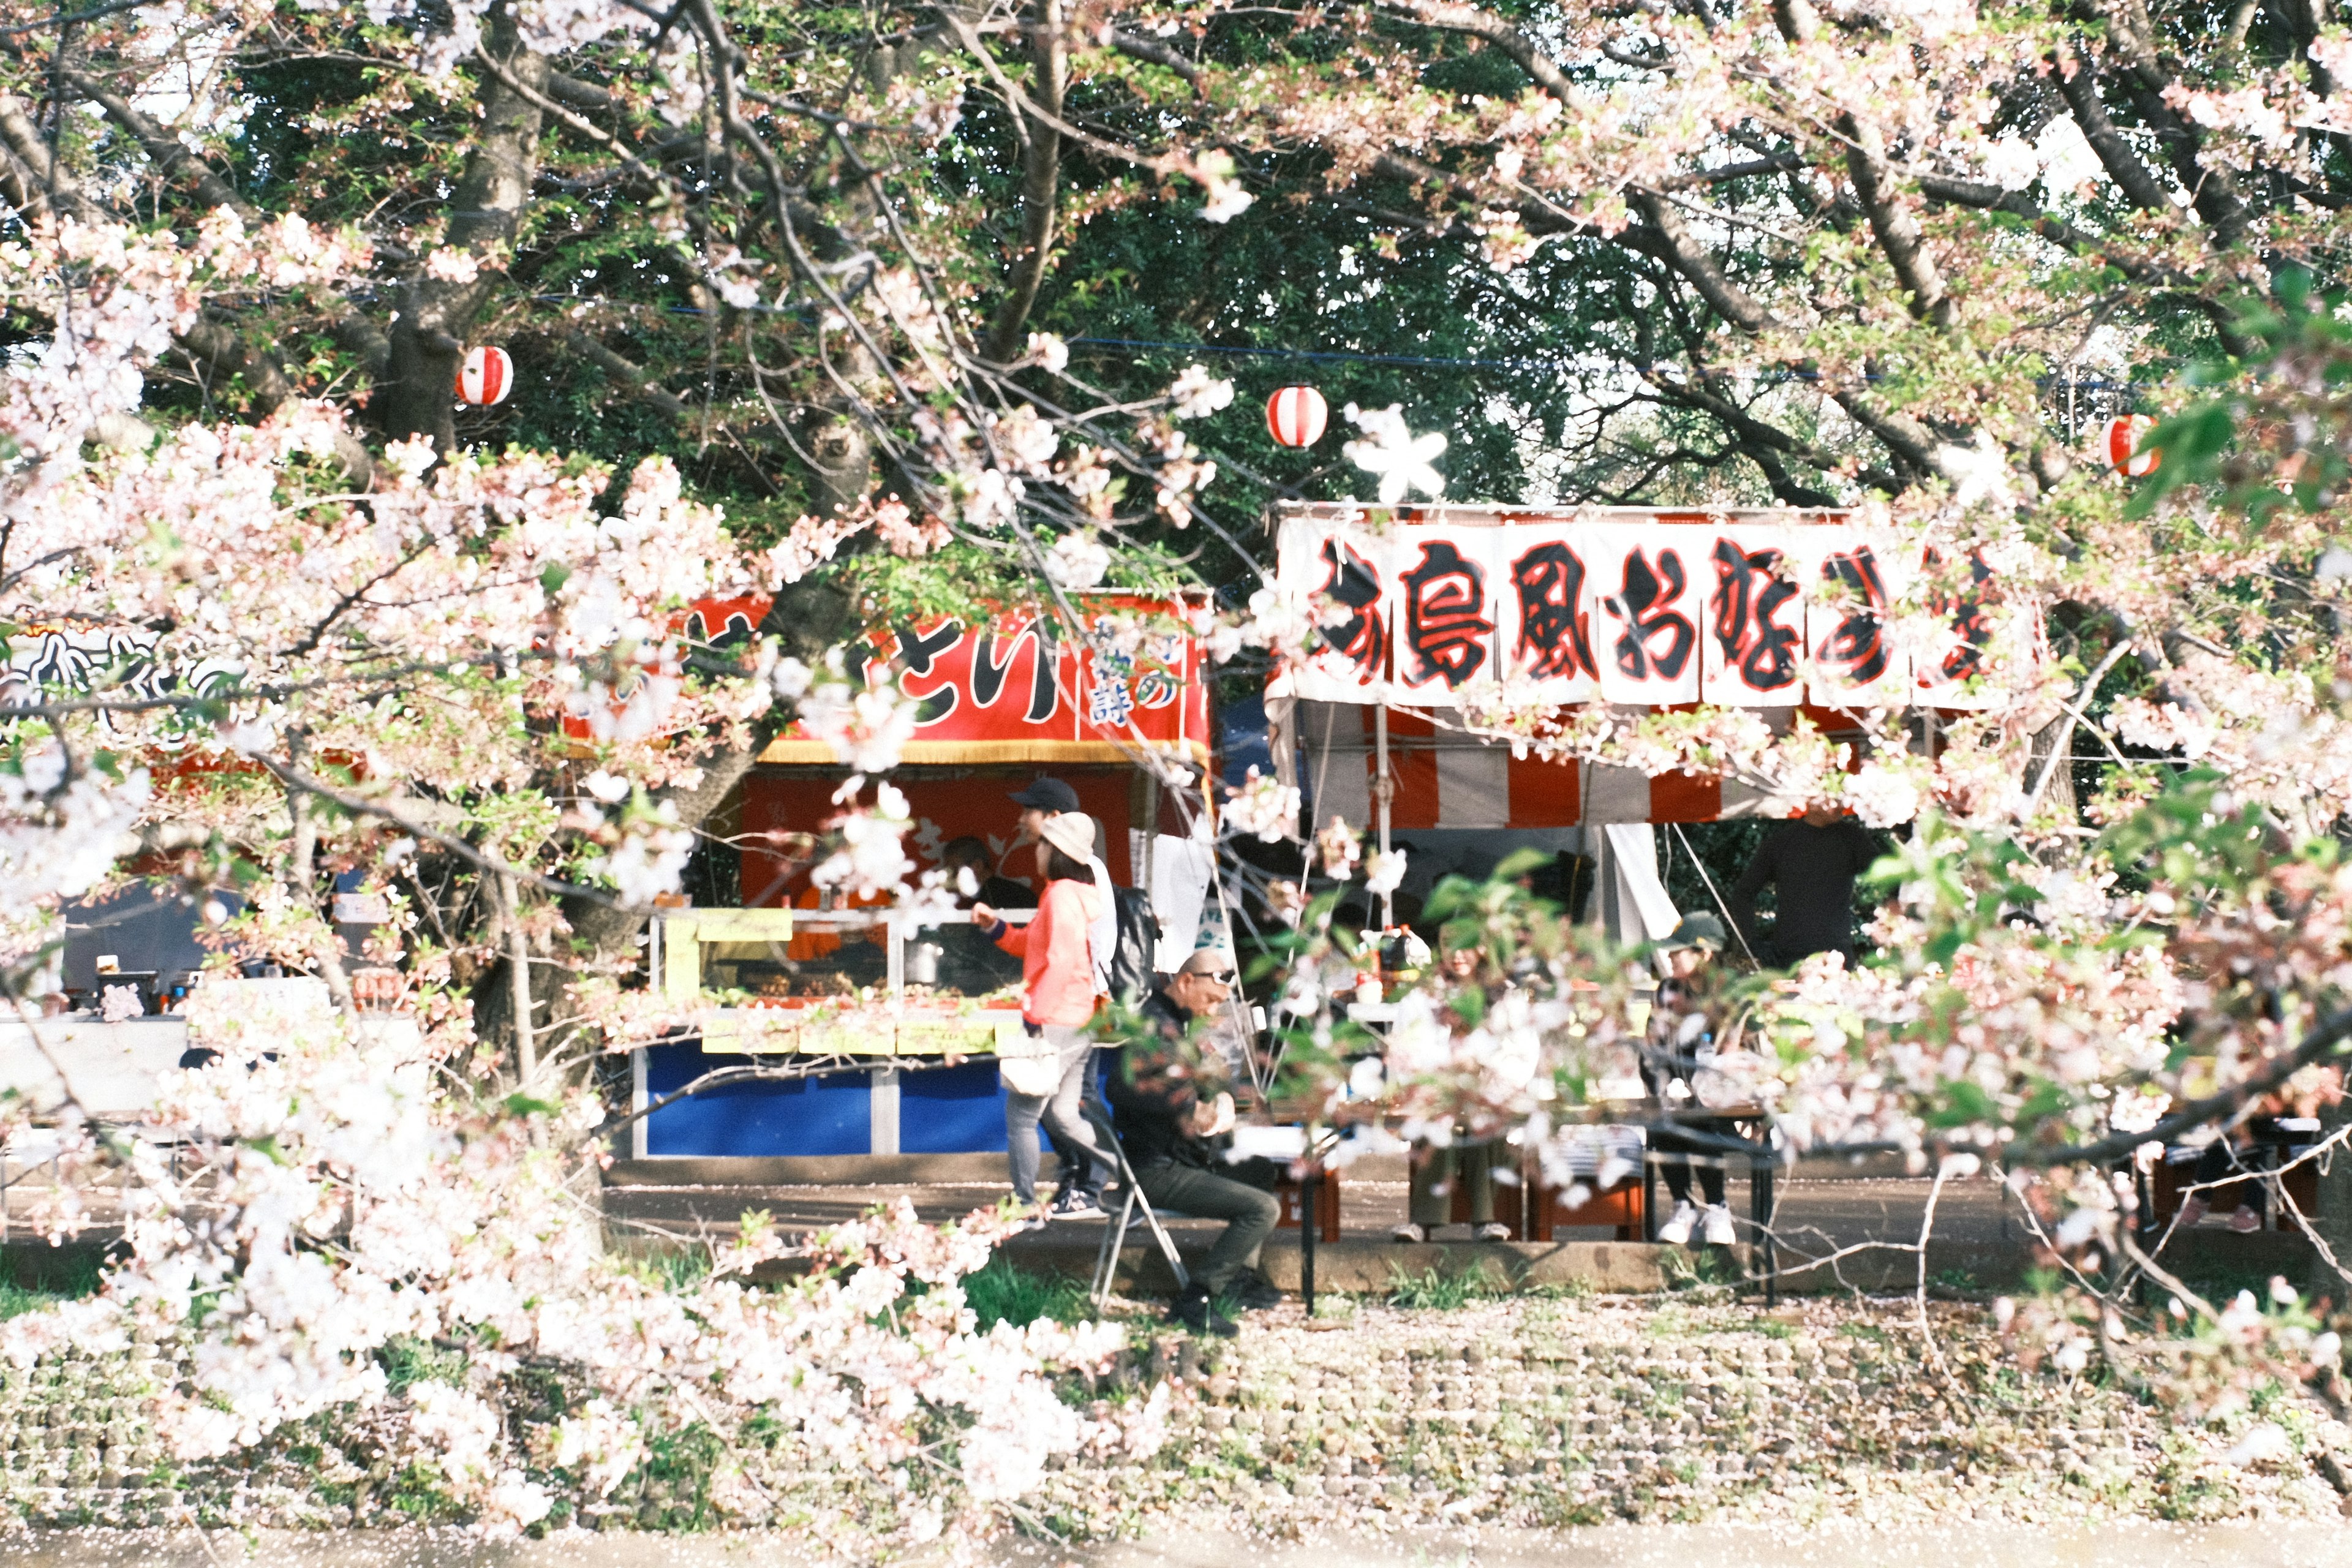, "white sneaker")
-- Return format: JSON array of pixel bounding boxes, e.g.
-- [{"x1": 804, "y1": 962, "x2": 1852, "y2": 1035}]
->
[
  {"x1": 1657, "y1": 1200, "x2": 1699, "y2": 1246},
  {"x1": 1702, "y1": 1204, "x2": 1738, "y2": 1246},
  {"x1": 1474, "y1": 1222, "x2": 1514, "y2": 1242},
  {"x1": 1390, "y1": 1221, "x2": 1427, "y2": 1244}
]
